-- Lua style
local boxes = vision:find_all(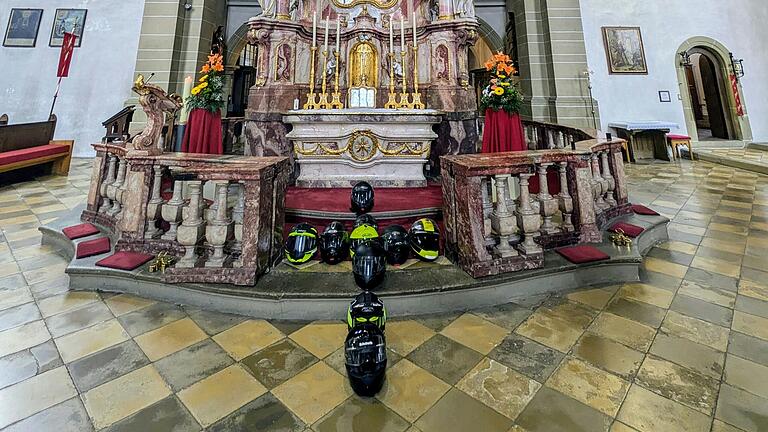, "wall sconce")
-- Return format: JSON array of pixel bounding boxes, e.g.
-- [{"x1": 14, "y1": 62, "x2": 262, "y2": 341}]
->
[
  {"x1": 183, "y1": 1, "x2": 193, "y2": 11},
  {"x1": 730, "y1": 52, "x2": 745, "y2": 80},
  {"x1": 679, "y1": 50, "x2": 692, "y2": 67}
]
